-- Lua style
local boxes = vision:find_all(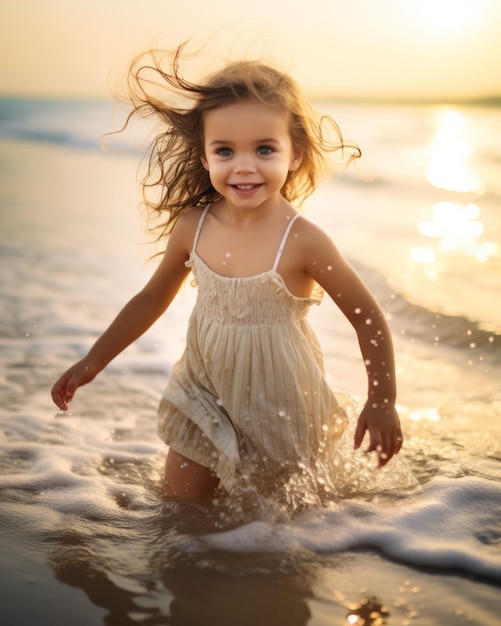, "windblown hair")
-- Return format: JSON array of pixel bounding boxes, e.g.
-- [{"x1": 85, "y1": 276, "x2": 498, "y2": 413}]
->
[{"x1": 123, "y1": 42, "x2": 361, "y2": 241}]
